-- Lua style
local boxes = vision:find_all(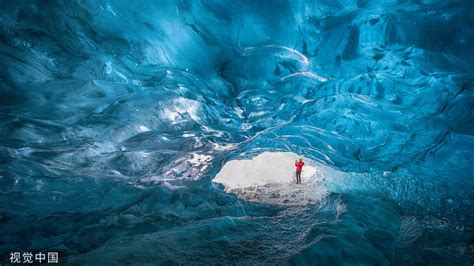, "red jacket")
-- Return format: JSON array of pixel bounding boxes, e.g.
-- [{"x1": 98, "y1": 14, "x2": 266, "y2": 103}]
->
[{"x1": 295, "y1": 161, "x2": 304, "y2": 172}]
